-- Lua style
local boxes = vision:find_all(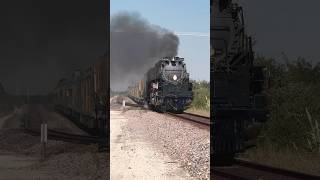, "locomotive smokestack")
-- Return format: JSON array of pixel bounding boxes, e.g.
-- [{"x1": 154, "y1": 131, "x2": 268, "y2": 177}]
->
[{"x1": 110, "y1": 11, "x2": 180, "y2": 91}]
